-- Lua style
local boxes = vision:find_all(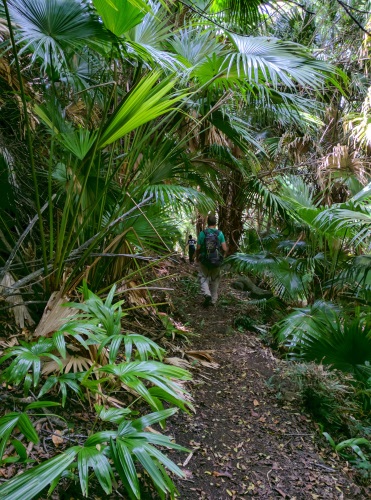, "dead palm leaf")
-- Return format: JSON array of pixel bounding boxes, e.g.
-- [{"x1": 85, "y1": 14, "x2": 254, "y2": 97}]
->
[{"x1": 184, "y1": 350, "x2": 219, "y2": 369}]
